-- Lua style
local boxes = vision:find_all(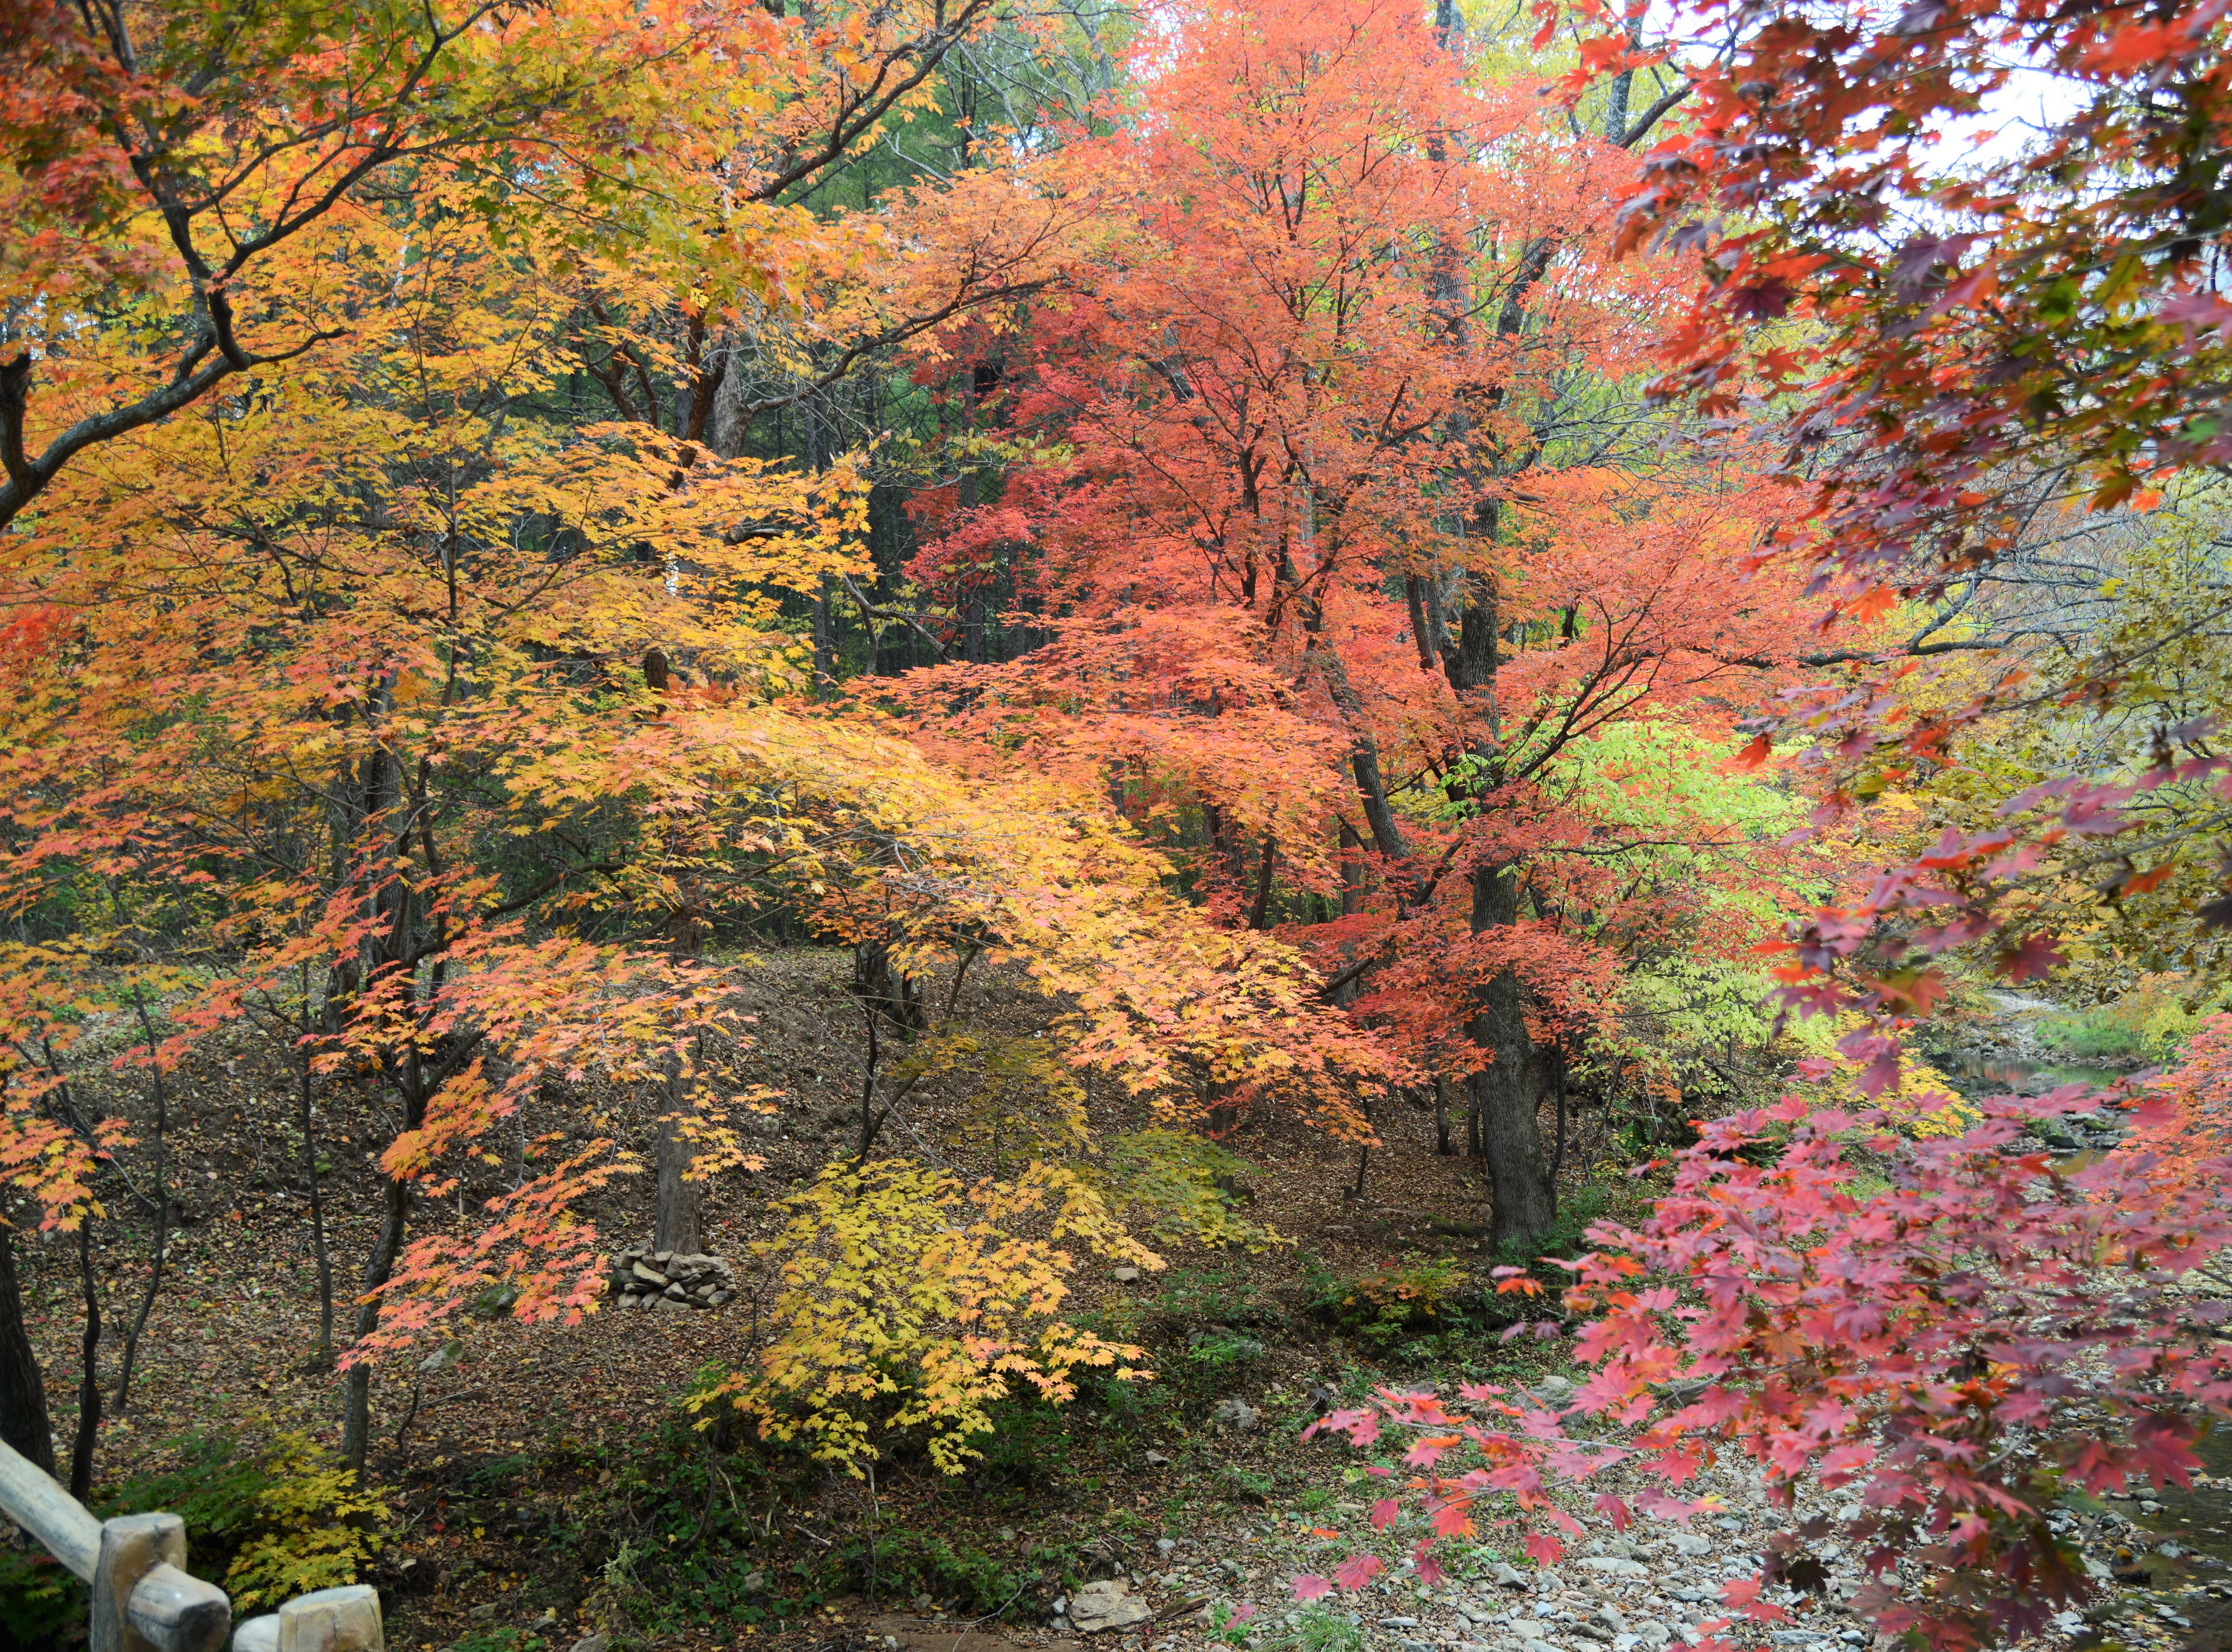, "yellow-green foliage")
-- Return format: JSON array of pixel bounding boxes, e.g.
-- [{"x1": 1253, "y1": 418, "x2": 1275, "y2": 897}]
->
[
  {"x1": 219, "y1": 1435, "x2": 389, "y2": 1611},
  {"x1": 708, "y1": 1159, "x2": 1156, "y2": 1475},
  {"x1": 911, "y1": 1031, "x2": 1091, "y2": 1169},
  {"x1": 2037, "y1": 974, "x2": 2228, "y2": 1064},
  {"x1": 1795, "y1": 1017, "x2": 1979, "y2": 1138},
  {"x1": 1093, "y1": 1129, "x2": 1284, "y2": 1250}
]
